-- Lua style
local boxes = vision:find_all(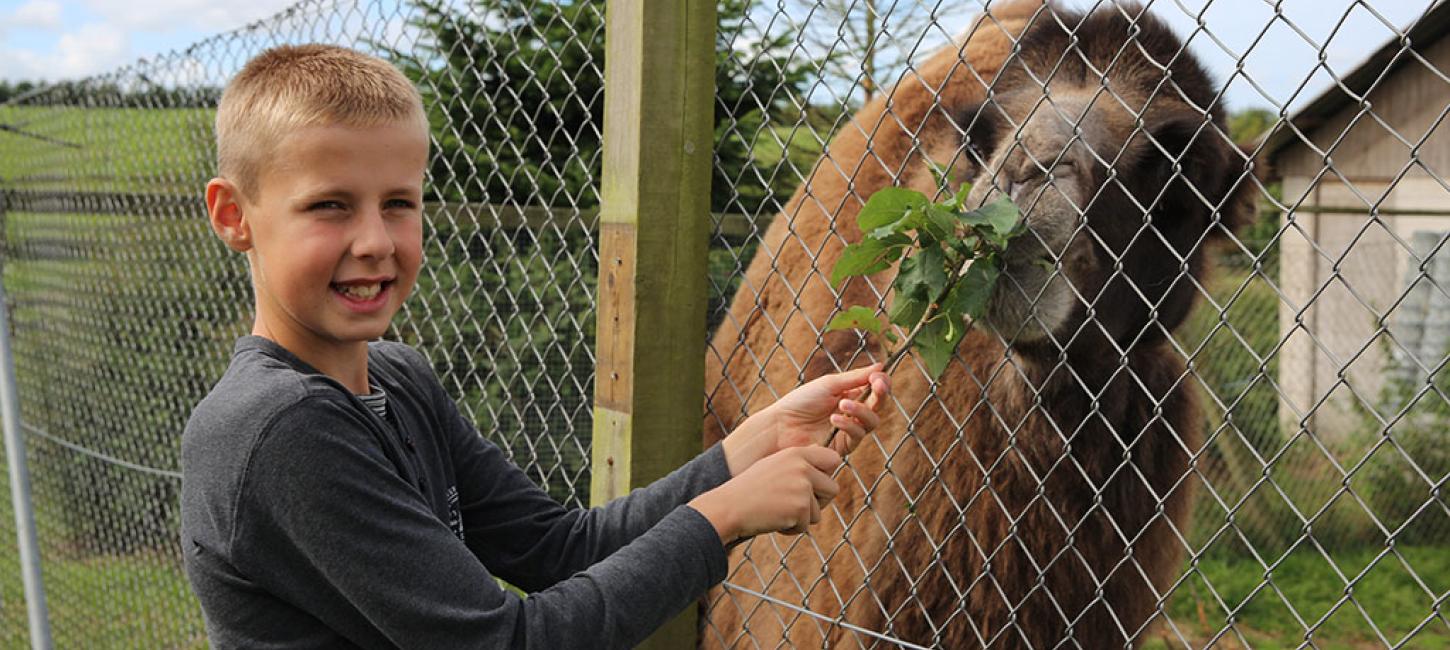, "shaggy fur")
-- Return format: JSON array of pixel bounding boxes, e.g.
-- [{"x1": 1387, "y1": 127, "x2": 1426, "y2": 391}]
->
[{"x1": 701, "y1": 2, "x2": 1255, "y2": 648}]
